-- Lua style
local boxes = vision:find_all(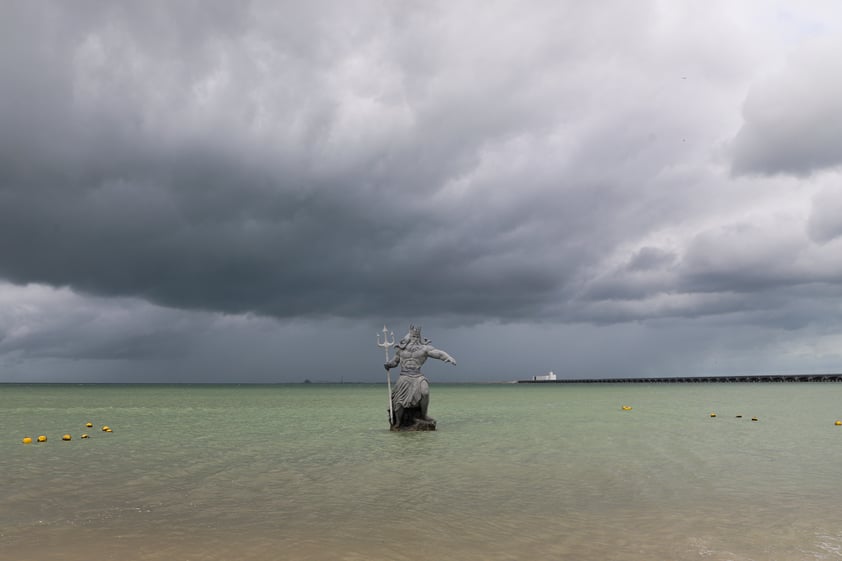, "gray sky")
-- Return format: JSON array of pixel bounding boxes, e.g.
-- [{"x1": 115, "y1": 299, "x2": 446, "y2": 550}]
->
[{"x1": 2, "y1": 1, "x2": 842, "y2": 383}]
